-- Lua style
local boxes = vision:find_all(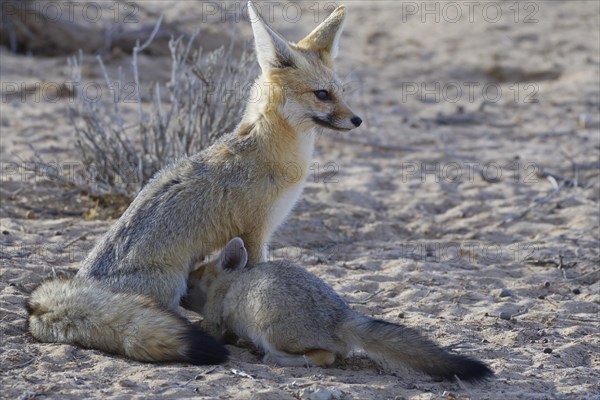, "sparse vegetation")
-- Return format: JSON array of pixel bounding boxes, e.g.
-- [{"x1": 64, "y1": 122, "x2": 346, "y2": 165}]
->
[{"x1": 34, "y1": 20, "x2": 256, "y2": 201}]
